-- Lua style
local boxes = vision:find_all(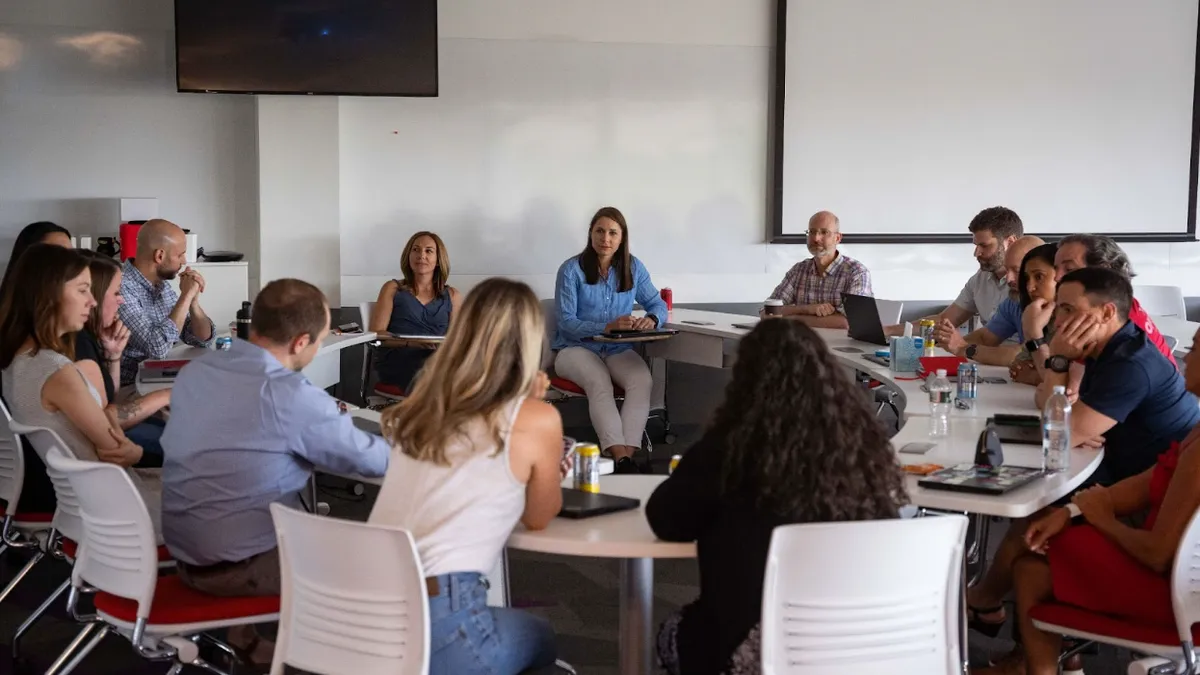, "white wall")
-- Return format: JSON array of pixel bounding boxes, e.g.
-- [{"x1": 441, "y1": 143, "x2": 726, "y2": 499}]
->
[
  {"x1": 328, "y1": 0, "x2": 1200, "y2": 309},
  {"x1": 257, "y1": 97, "x2": 340, "y2": 299},
  {"x1": 5, "y1": 1, "x2": 1196, "y2": 309},
  {"x1": 0, "y1": 0, "x2": 257, "y2": 265}
]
